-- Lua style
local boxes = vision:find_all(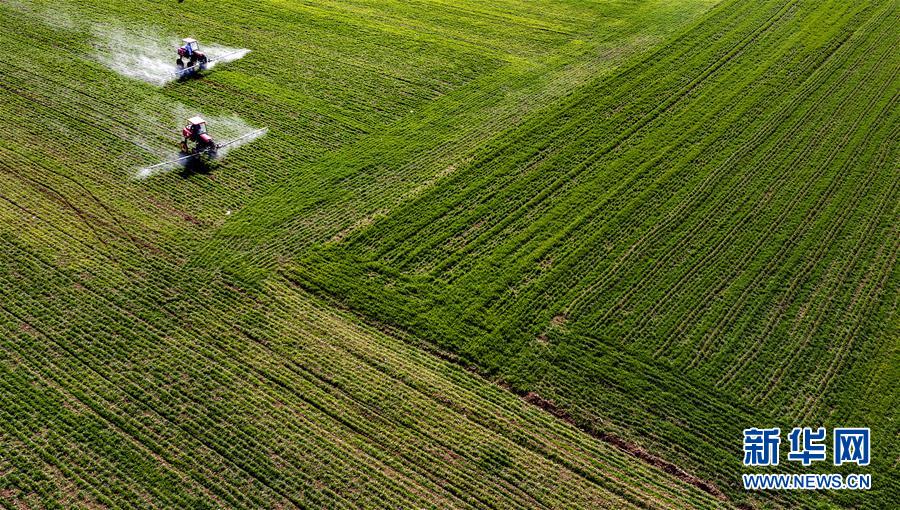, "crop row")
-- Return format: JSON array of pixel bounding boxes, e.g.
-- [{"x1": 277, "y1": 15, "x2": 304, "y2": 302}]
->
[
  {"x1": 283, "y1": 0, "x2": 898, "y2": 506},
  {"x1": 0, "y1": 226, "x2": 727, "y2": 508}
]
